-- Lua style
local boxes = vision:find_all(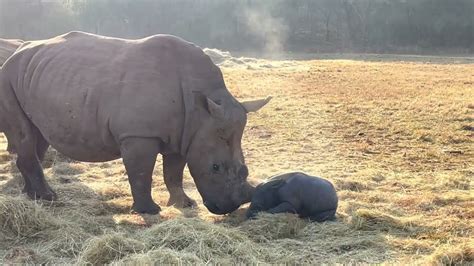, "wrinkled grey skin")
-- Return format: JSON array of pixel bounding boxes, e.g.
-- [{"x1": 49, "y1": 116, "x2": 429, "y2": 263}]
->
[
  {"x1": 0, "y1": 38, "x2": 23, "y2": 154},
  {"x1": 0, "y1": 31, "x2": 271, "y2": 215},
  {"x1": 247, "y1": 172, "x2": 338, "y2": 222}
]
